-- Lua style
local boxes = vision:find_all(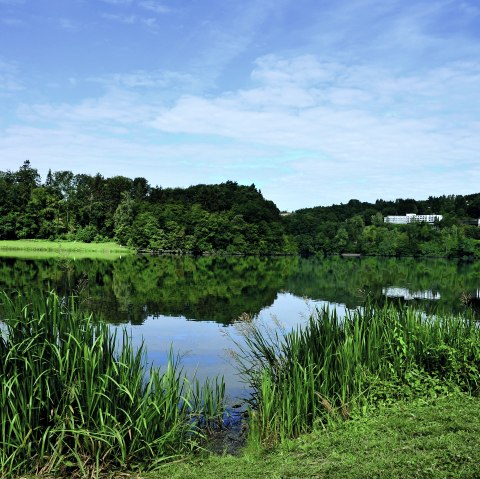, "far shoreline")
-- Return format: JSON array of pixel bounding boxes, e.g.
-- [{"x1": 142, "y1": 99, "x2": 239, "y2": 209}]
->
[
  {"x1": 0, "y1": 239, "x2": 134, "y2": 260},
  {"x1": 0, "y1": 239, "x2": 477, "y2": 261}
]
